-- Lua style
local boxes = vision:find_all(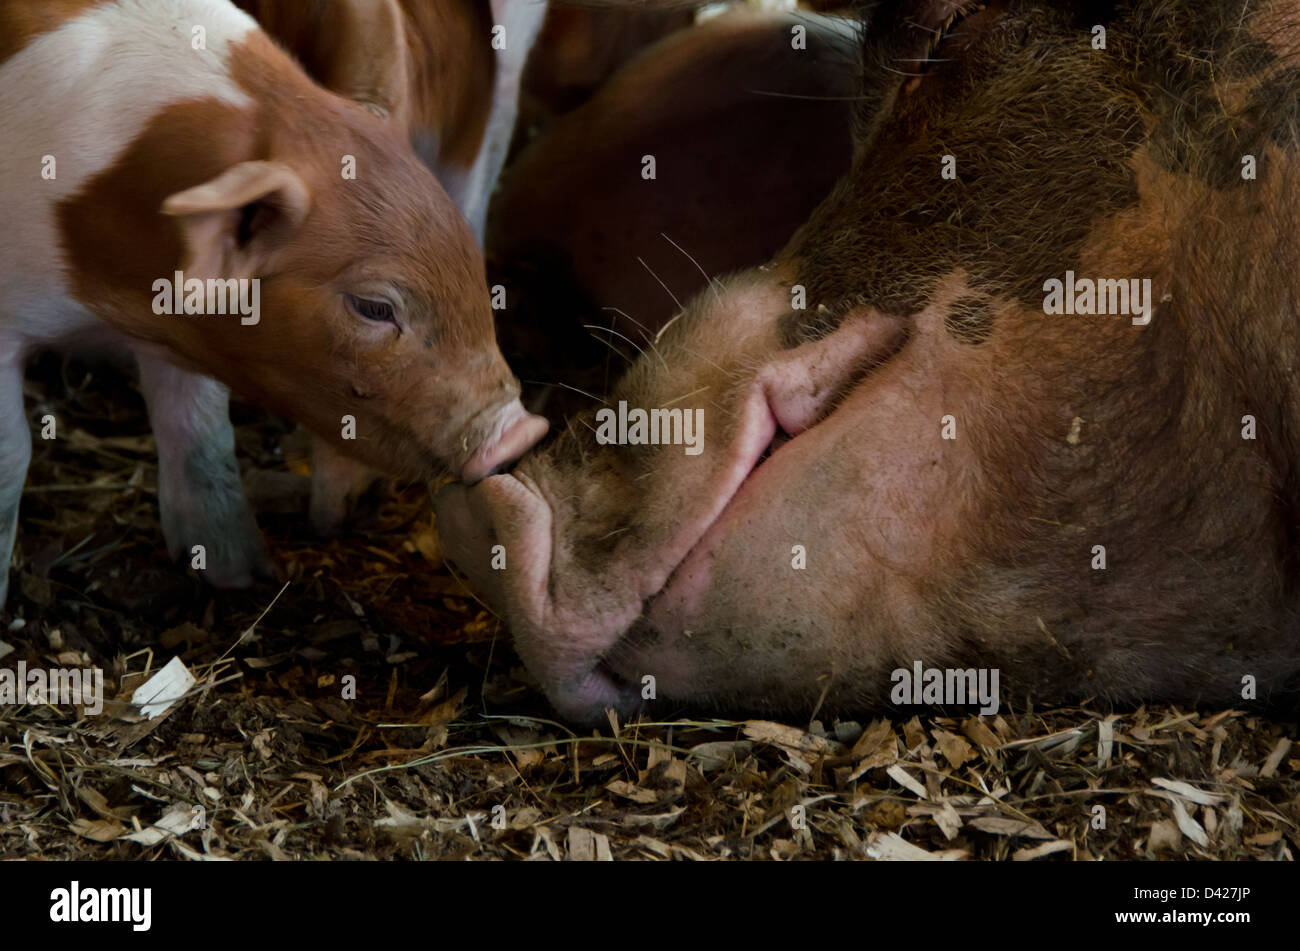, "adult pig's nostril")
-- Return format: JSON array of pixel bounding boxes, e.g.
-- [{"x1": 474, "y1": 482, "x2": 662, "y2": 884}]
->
[{"x1": 459, "y1": 402, "x2": 549, "y2": 484}]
